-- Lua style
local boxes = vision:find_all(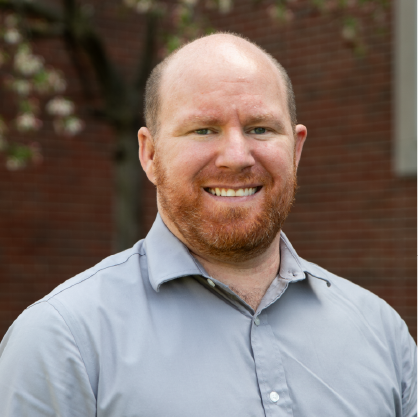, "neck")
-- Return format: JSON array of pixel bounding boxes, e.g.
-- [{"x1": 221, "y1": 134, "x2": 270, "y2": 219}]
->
[
  {"x1": 160, "y1": 209, "x2": 281, "y2": 311},
  {"x1": 192, "y1": 234, "x2": 281, "y2": 311}
]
